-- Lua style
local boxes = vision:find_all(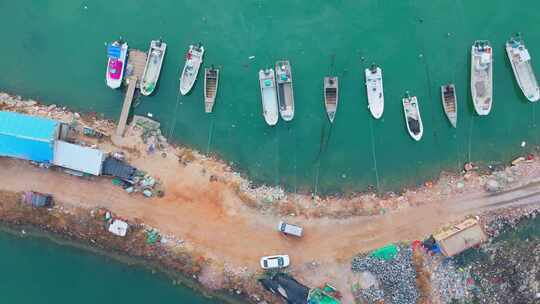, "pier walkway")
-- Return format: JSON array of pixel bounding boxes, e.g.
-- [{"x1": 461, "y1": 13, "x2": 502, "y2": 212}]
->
[
  {"x1": 115, "y1": 49, "x2": 147, "y2": 137},
  {"x1": 115, "y1": 78, "x2": 137, "y2": 136}
]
